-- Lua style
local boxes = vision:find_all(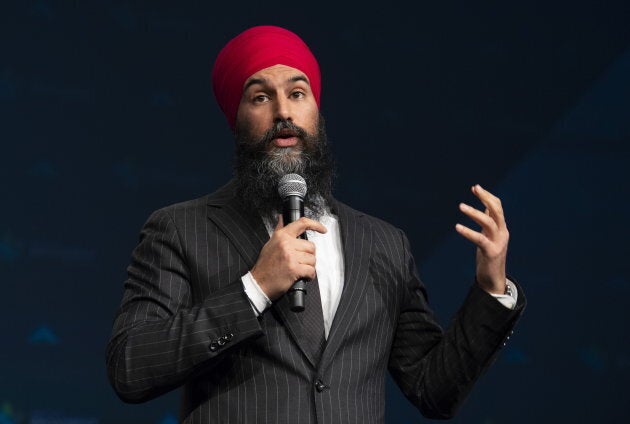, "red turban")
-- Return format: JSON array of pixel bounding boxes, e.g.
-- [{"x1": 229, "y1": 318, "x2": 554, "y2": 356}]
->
[{"x1": 211, "y1": 25, "x2": 321, "y2": 129}]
